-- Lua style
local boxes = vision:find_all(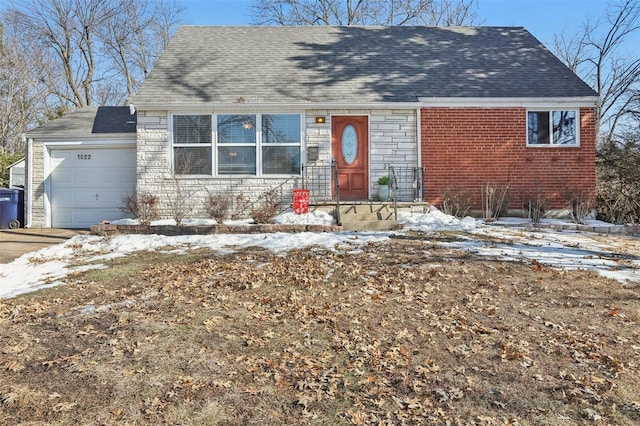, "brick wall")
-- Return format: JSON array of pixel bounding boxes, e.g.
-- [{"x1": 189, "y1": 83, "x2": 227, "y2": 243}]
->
[{"x1": 421, "y1": 107, "x2": 596, "y2": 210}]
